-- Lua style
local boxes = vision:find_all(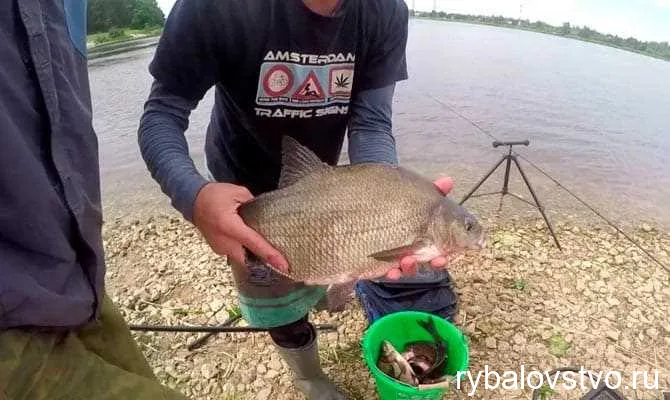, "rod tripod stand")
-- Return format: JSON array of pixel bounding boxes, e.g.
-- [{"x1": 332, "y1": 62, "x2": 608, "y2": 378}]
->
[{"x1": 459, "y1": 140, "x2": 562, "y2": 250}]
